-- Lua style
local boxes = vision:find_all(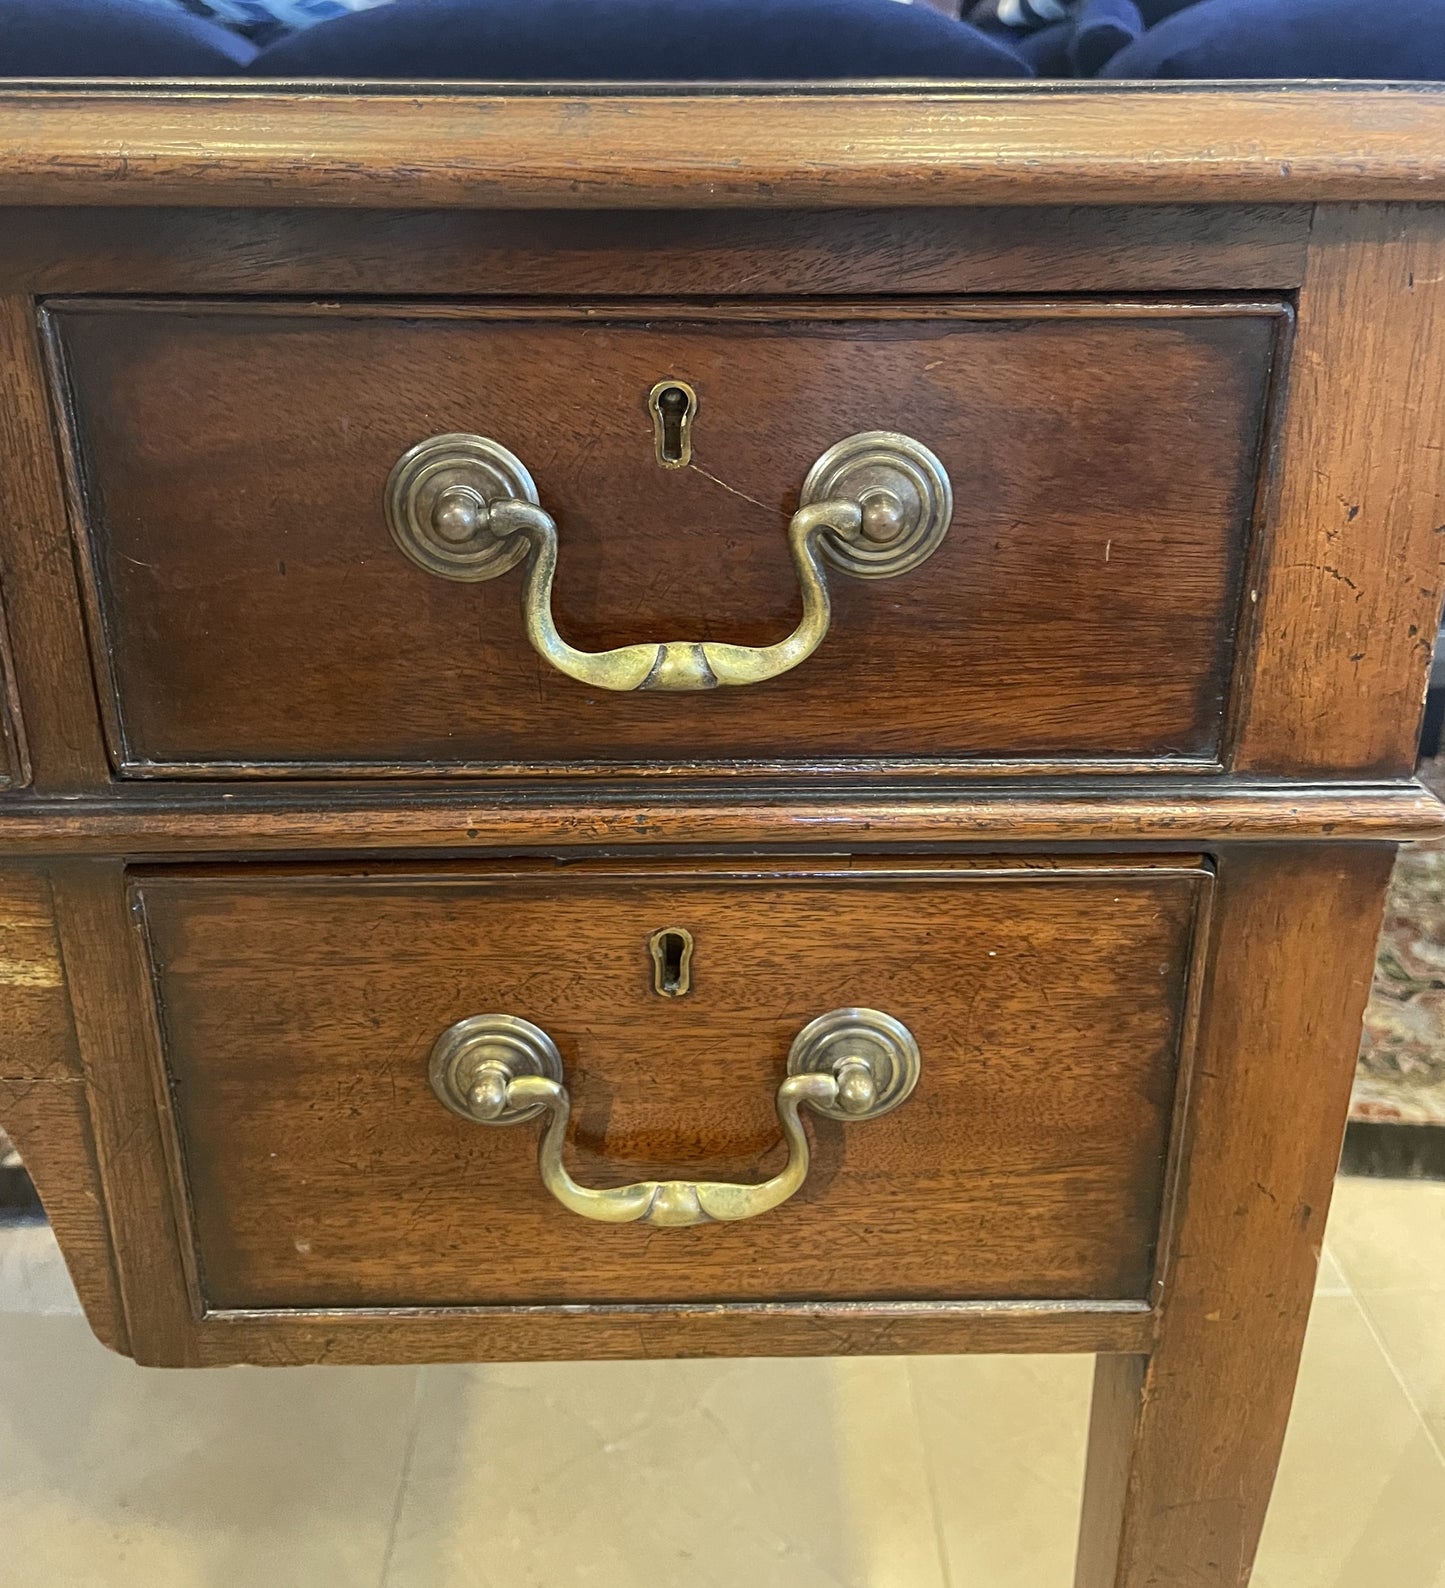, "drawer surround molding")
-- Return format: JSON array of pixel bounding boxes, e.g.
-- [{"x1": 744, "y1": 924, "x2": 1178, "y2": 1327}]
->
[{"x1": 0, "y1": 87, "x2": 1443, "y2": 1588}]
